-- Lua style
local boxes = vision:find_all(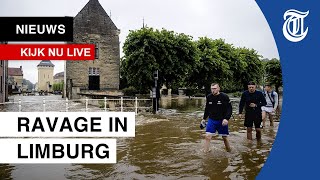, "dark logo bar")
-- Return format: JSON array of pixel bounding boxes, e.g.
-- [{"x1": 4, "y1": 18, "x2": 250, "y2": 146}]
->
[{"x1": 0, "y1": 17, "x2": 73, "y2": 41}]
